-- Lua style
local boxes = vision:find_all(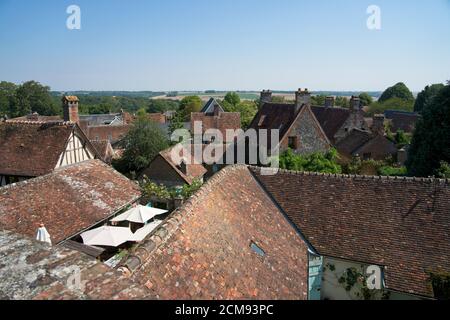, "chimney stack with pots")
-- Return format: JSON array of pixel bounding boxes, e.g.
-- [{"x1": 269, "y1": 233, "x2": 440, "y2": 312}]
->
[
  {"x1": 295, "y1": 88, "x2": 311, "y2": 113},
  {"x1": 259, "y1": 90, "x2": 273, "y2": 109},
  {"x1": 372, "y1": 114, "x2": 386, "y2": 136},
  {"x1": 62, "y1": 95, "x2": 80, "y2": 124},
  {"x1": 325, "y1": 96, "x2": 335, "y2": 108},
  {"x1": 350, "y1": 96, "x2": 361, "y2": 112}
]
